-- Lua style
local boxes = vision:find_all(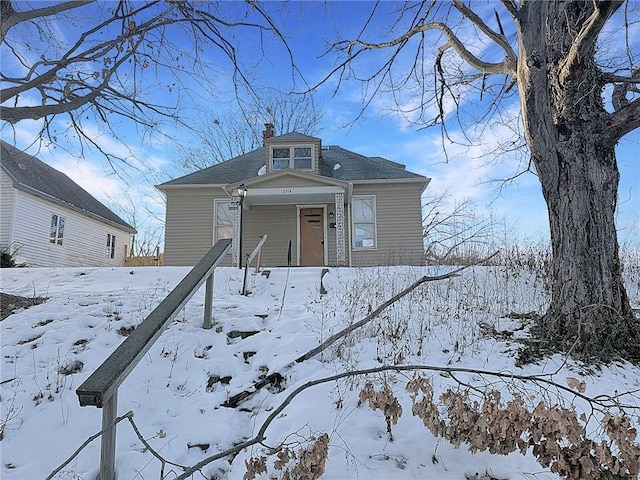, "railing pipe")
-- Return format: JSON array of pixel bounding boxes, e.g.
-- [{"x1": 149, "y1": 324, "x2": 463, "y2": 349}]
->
[
  {"x1": 242, "y1": 235, "x2": 267, "y2": 295},
  {"x1": 76, "y1": 238, "x2": 231, "y2": 480}
]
